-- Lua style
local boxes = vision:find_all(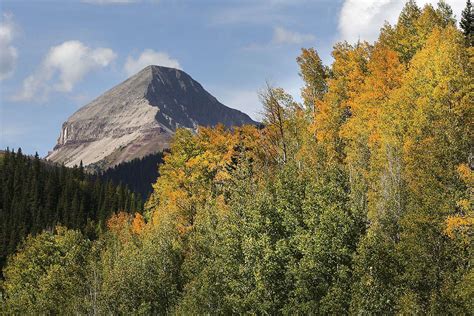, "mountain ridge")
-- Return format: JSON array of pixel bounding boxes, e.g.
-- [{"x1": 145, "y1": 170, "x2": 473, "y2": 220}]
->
[{"x1": 46, "y1": 65, "x2": 256, "y2": 169}]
